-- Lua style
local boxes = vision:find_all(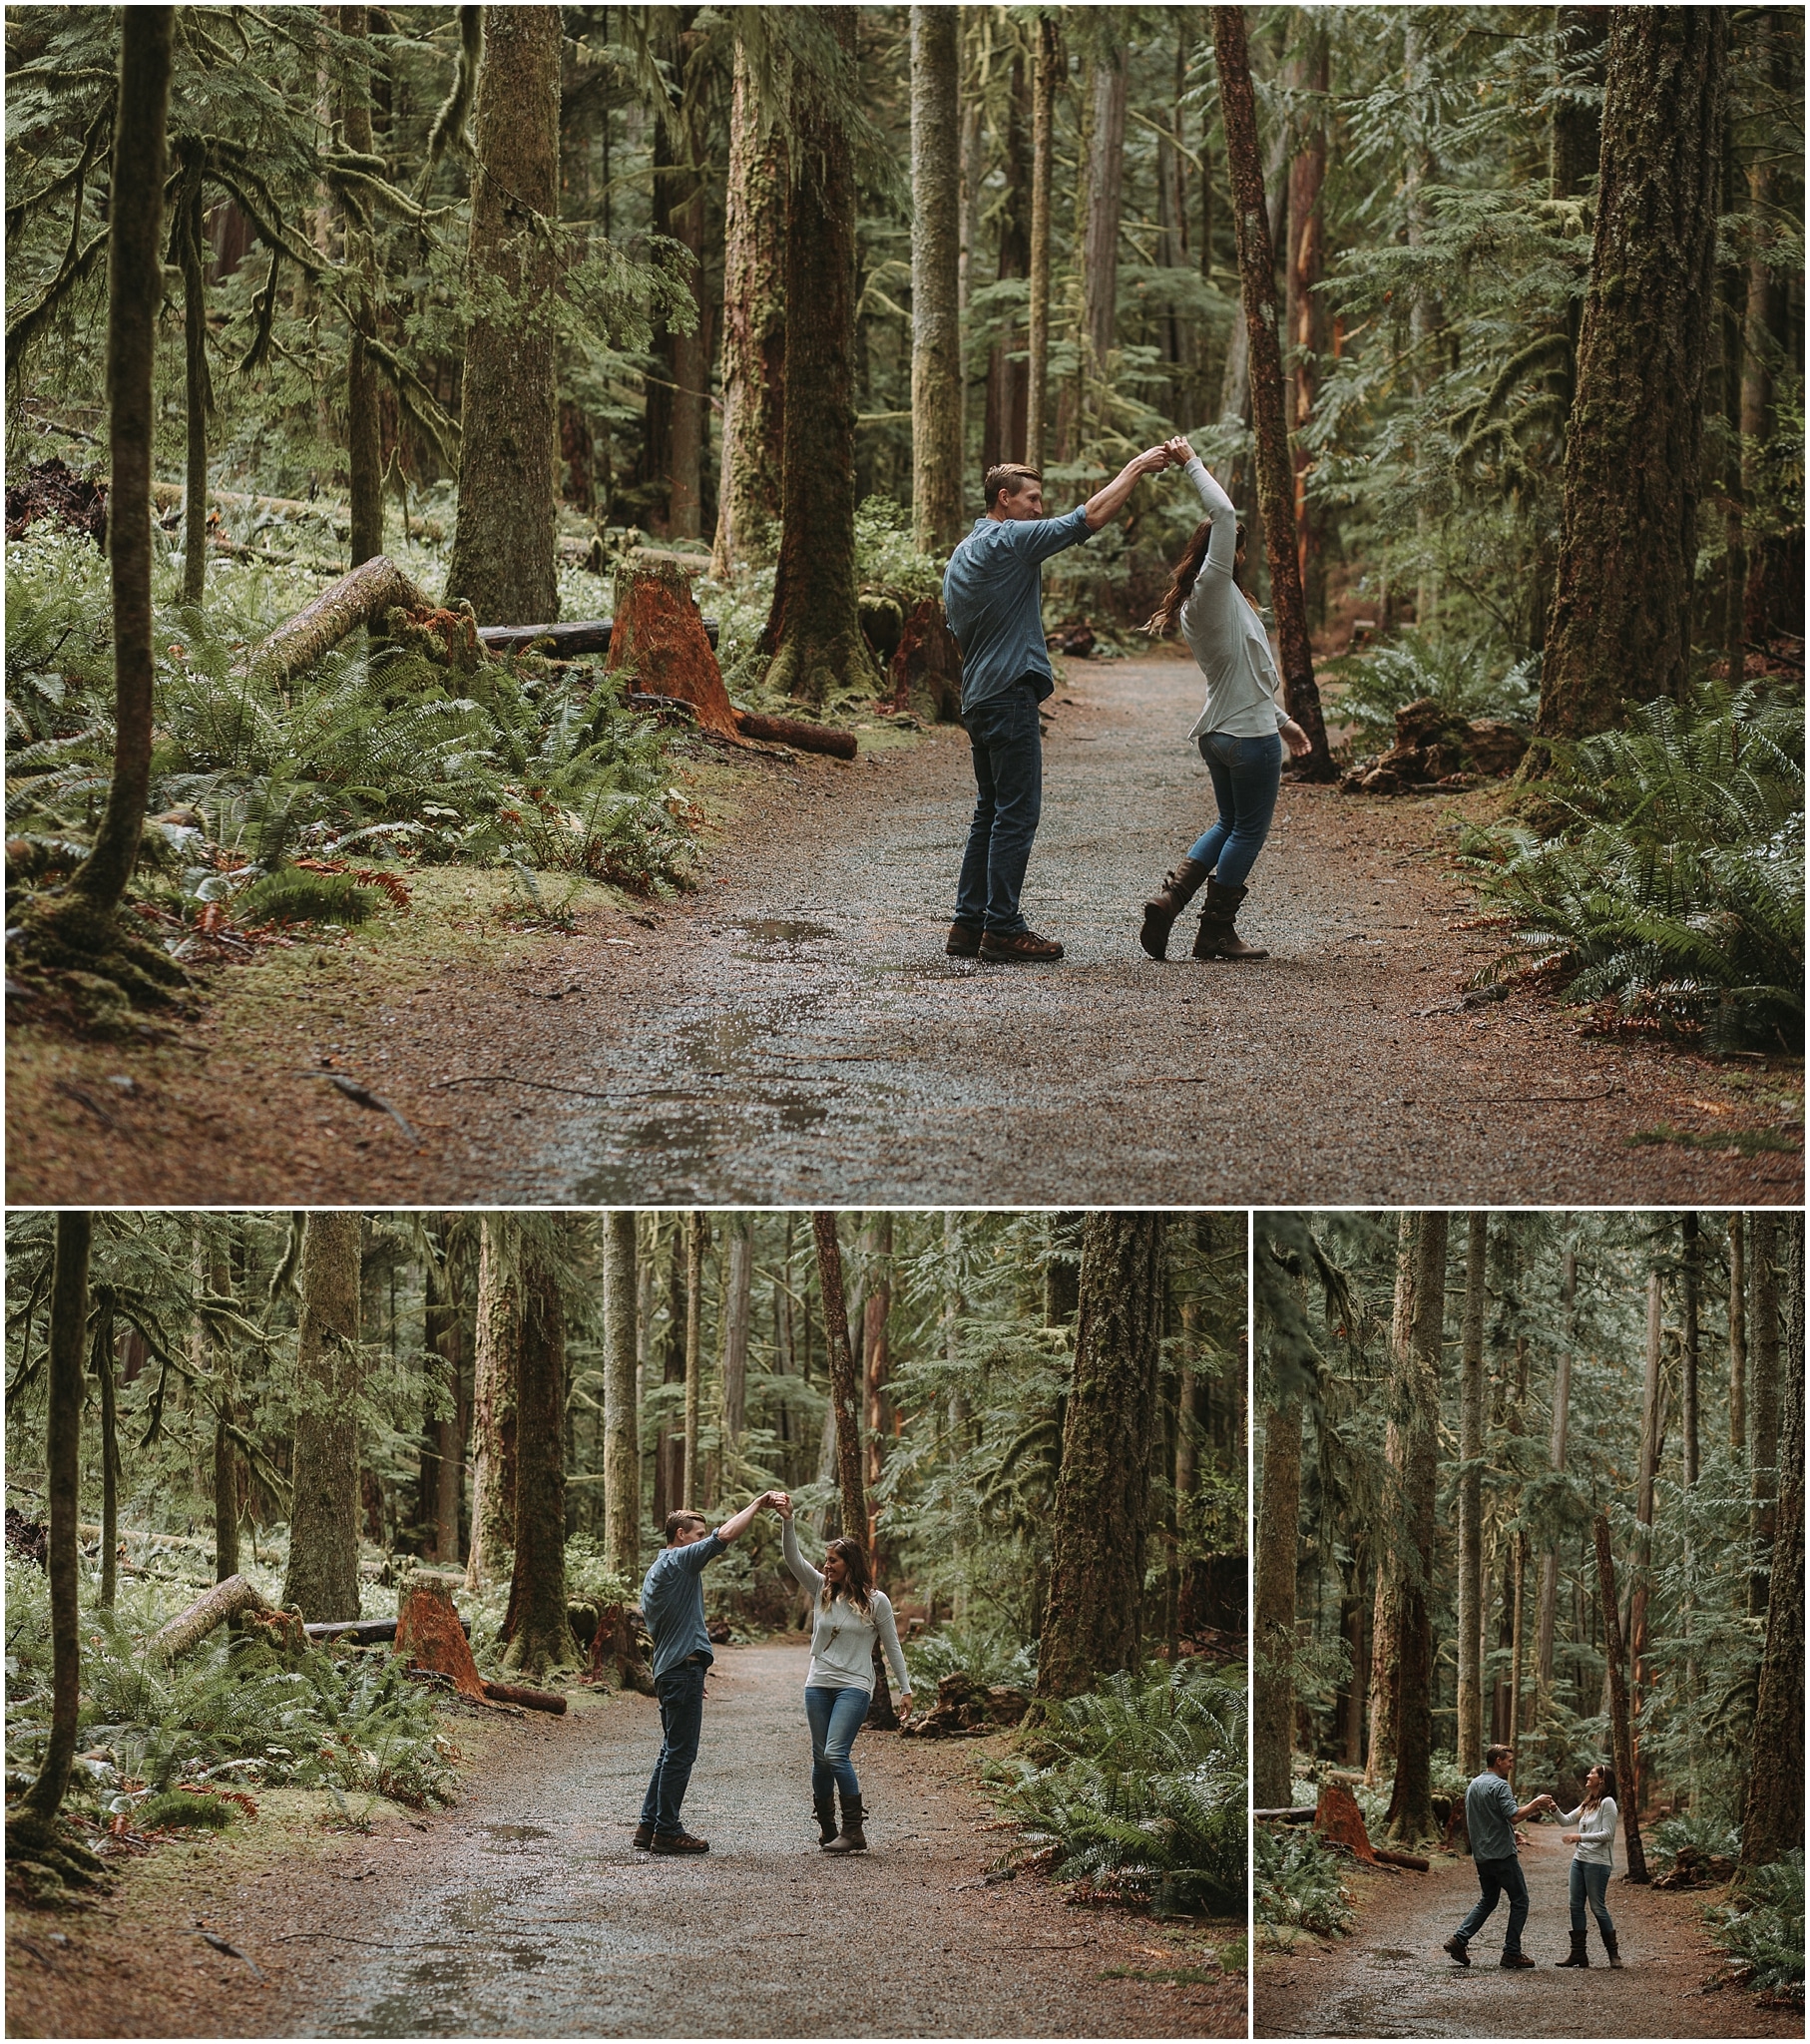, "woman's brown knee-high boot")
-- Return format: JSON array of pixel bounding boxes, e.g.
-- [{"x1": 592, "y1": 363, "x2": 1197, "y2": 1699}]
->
[
  {"x1": 1192, "y1": 877, "x2": 1268, "y2": 960},
  {"x1": 1139, "y1": 856, "x2": 1211, "y2": 960}
]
